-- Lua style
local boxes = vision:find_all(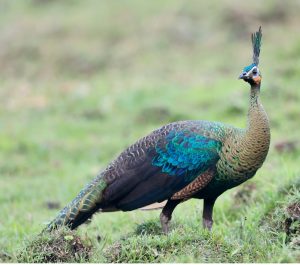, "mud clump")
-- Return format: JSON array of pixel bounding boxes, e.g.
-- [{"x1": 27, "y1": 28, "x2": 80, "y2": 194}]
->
[
  {"x1": 18, "y1": 228, "x2": 92, "y2": 263},
  {"x1": 285, "y1": 202, "x2": 300, "y2": 240},
  {"x1": 262, "y1": 179, "x2": 300, "y2": 253}
]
